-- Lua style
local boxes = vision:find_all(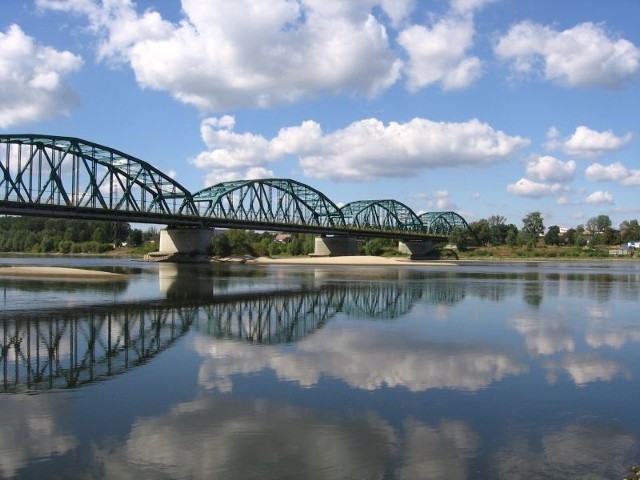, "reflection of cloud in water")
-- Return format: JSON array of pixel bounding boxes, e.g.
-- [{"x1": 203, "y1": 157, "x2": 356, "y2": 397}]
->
[
  {"x1": 398, "y1": 418, "x2": 479, "y2": 480},
  {"x1": 194, "y1": 327, "x2": 526, "y2": 393},
  {"x1": 545, "y1": 353, "x2": 629, "y2": 386},
  {"x1": 509, "y1": 313, "x2": 575, "y2": 356},
  {"x1": 0, "y1": 397, "x2": 76, "y2": 478},
  {"x1": 88, "y1": 398, "x2": 480, "y2": 479},
  {"x1": 125, "y1": 397, "x2": 395, "y2": 479},
  {"x1": 585, "y1": 306, "x2": 640, "y2": 349},
  {"x1": 496, "y1": 423, "x2": 637, "y2": 479}
]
